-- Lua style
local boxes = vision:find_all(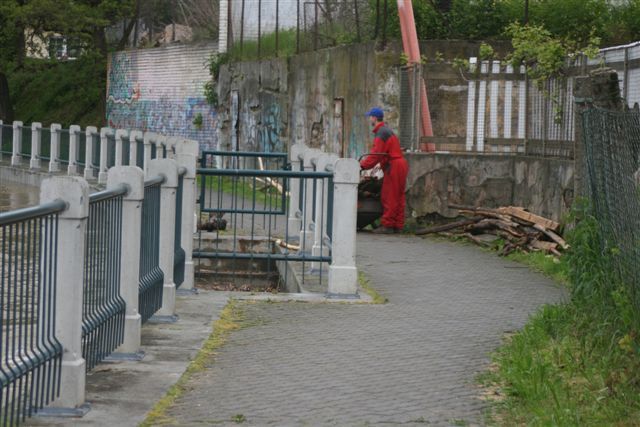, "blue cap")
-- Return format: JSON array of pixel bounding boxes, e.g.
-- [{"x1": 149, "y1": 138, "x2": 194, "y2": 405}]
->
[{"x1": 365, "y1": 107, "x2": 384, "y2": 120}]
